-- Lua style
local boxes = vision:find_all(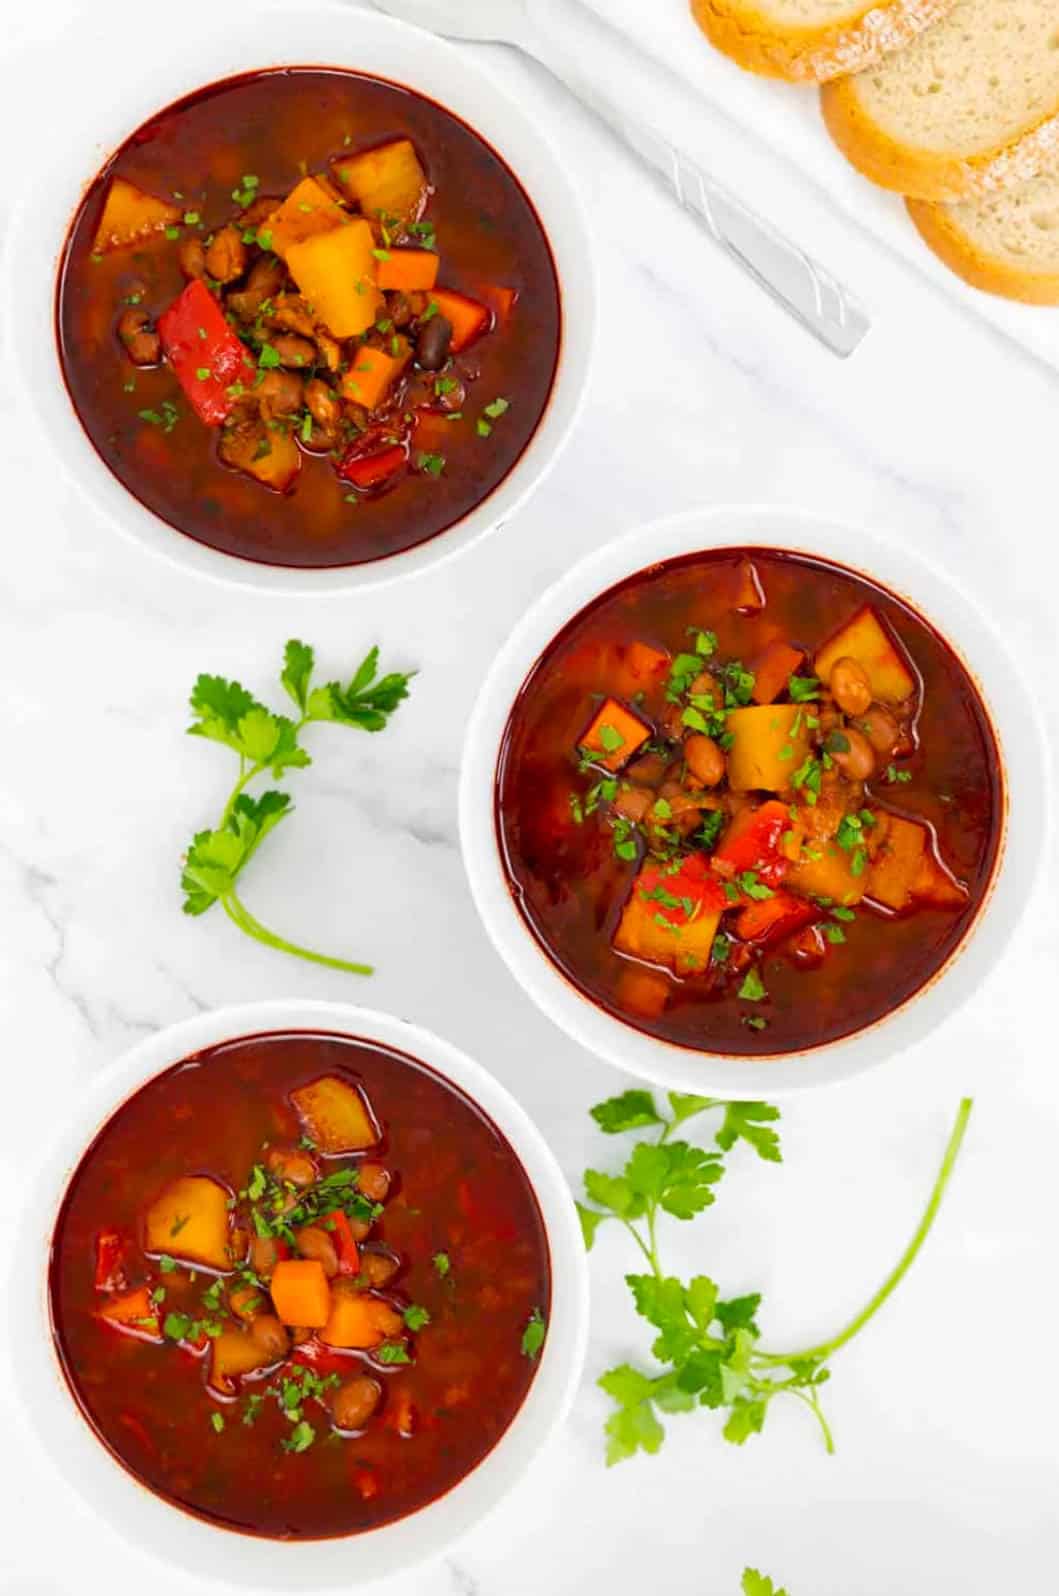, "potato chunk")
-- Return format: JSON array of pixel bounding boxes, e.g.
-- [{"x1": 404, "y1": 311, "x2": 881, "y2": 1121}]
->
[
  {"x1": 93, "y1": 177, "x2": 181, "y2": 253},
  {"x1": 290, "y1": 1074, "x2": 380, "y2": 1153},
  {"x1": 613, "y1": 855, "x2": 725, "y2": 976},
  {"x1": 285, "y1": 220, "x2": 382, "y2": 338},
  {"x1": 814, "y1": 607, "x2": 916, "y2": 706},
  {"x1": 144, "y1": 1175, "x2": 232, "y2": 1271},
  {"x1": 785, "y1": 840, "x2": 867, "y2": 908},
  {"x1": 726, "y1": 704, "x2": 810, "y2": 792},
  {"x1": 218, "y1": 420, "x2": 301, "y2": 492},
  {"x1": 264, "y1": 175, "x2": 347, "y2": 258},
  {"x1": 866, "y1": 815, "x2": 927, "y2": 911},
  {"x1": 208, "y1": 1328, "x2": 274, "y2": 1392},
  {"x1": 332, "y1": 138, "x2": 428, "y2": 222}
]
